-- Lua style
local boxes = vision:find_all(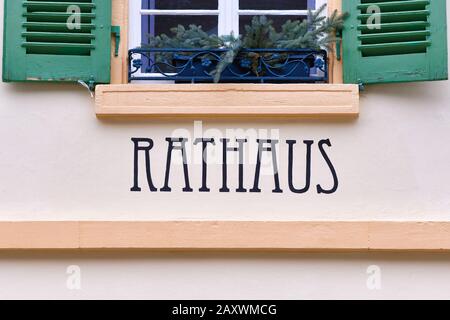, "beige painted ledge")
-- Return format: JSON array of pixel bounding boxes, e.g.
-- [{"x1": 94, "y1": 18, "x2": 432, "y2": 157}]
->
[
  {"x1": 0, "y1": 221, "x2": 449, "y2": 251},
  {"x1": 95, "y1": 84, "x2": 359, "y2": 117}
]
